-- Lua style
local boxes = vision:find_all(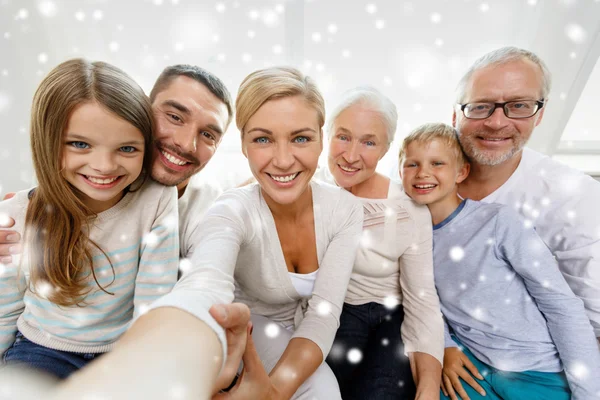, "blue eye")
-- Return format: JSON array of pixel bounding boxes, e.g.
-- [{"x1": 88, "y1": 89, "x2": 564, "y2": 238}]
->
[
  {"x1": 433, "y1": 161, "x2": 444, "y2": 166},
  {"x1": 365, "y1": 141, "x2": 375, "y2": 147},
  {"x1": 120, "y1": 146, "x2": 137, "y2": 153},
  {"x1": 69, "y1": 141, "x2": 90, "y2": 149},
  {"x1": 254, "y1": 137, "x2": 269, "y2": 144},
  {"x1": 338, "y1": 135, "x2": 349, "y2": 141},
  {"x1": 294, "y1": 136, "x2": 309, "y2": 144}
]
